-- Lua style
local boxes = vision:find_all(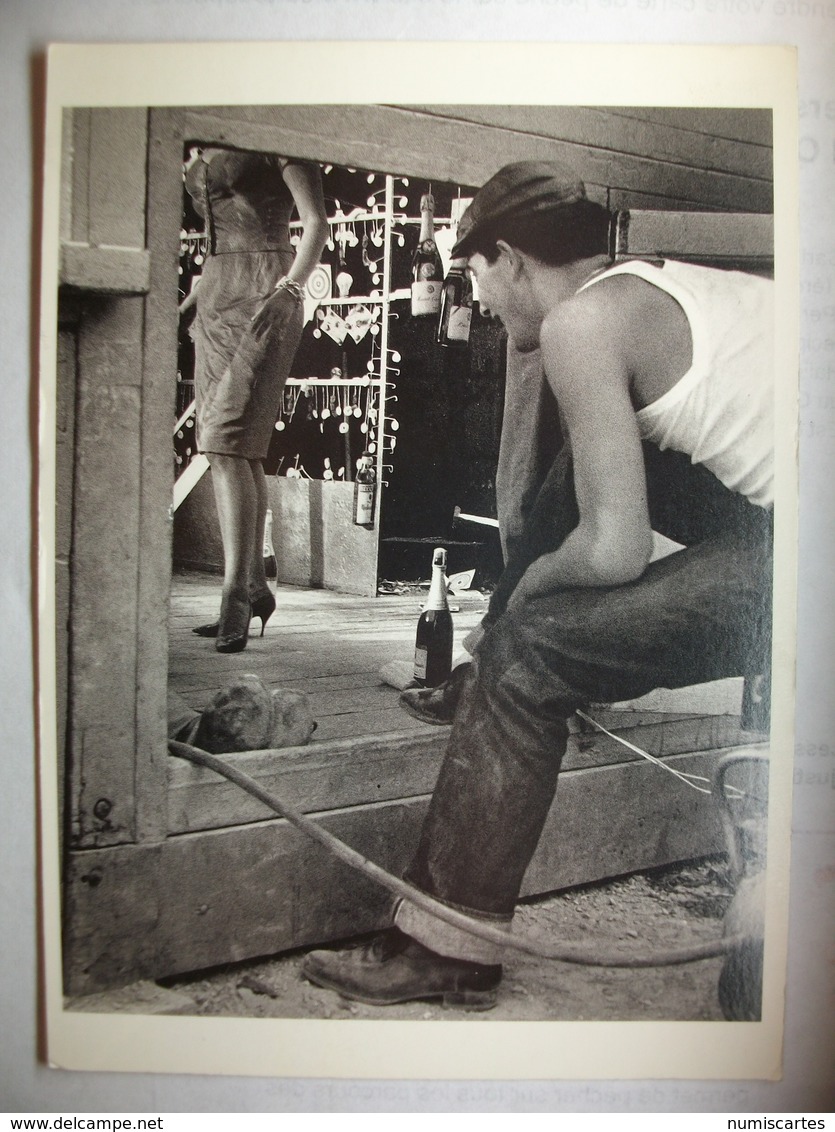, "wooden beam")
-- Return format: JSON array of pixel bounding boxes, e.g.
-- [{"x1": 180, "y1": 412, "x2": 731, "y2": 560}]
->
[
  {"x1": 134, "y1": 108, "x2": 183, "y2": 843},
  {"x1": 64, "y1": 745, "x2": 731, "y2": 994},
  {"x1": 67, "y1": 297, "x2": 144, "y2": 849},
  {"x1": 182, "y1": 106, "x2": 772, "y2": 213},
  {"x1": 59, "y1": 243, "x2": 151, "y2": 294},
  {"x1": 605, "y1": 107, "x2": 773, "y2": 148},
  {"x1": 399, "y1": 105, "x2": 773, "y2": 180},
  {"x1": 87, "y1": 108, "x2": 148, "y2": 248},
  {"x1": 623, "y1": 211, "x2": 773, "y2": 261},
  {"x1": 167, "y1": 713, "x2": 751, "y2": 836}
]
